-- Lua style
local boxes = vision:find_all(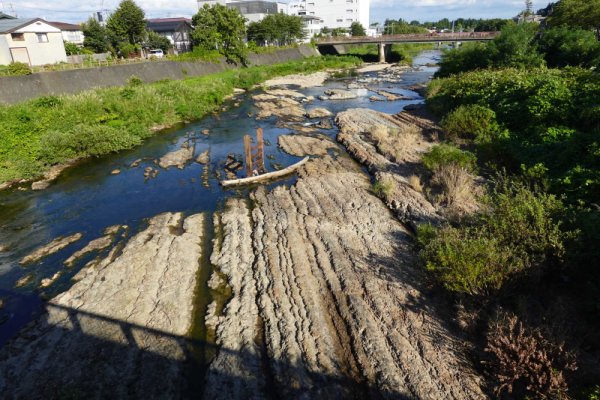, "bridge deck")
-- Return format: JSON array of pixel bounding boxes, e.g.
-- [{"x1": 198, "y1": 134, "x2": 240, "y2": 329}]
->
[{"x1": 316, "y1": 32, "x2": 498, "y2": 46}]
